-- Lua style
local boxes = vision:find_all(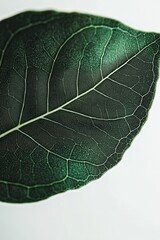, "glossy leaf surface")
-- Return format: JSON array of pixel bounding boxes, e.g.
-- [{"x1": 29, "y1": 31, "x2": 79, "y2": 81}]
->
[{"x1": 0, "y1": 11, "x2": 160, "y2": 203}]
